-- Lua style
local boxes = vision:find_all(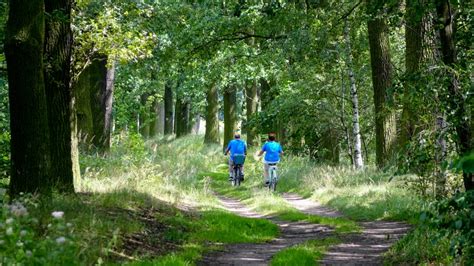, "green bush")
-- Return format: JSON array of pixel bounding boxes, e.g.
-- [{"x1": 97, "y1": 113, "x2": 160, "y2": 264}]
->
[
  {"x1": 0, "y1": 132, "x2": 9, "y2": 178},
  {"x1": 387, "y1": 191, "x2": 474, "y2": 264},
  {"x1": 423, "y1": 190, "x2": 474, "y2": 262}
]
